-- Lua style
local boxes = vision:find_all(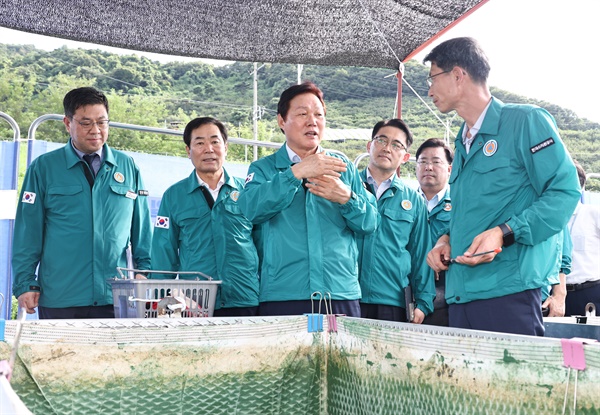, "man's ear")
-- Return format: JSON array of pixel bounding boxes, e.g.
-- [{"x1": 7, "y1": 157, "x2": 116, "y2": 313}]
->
[
  {"x1": 63, "y1": 116, "x2": 71, "y2": 133},
  {"x1": 452, "y1": 66, "x2": 466, "y2": 82}
]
